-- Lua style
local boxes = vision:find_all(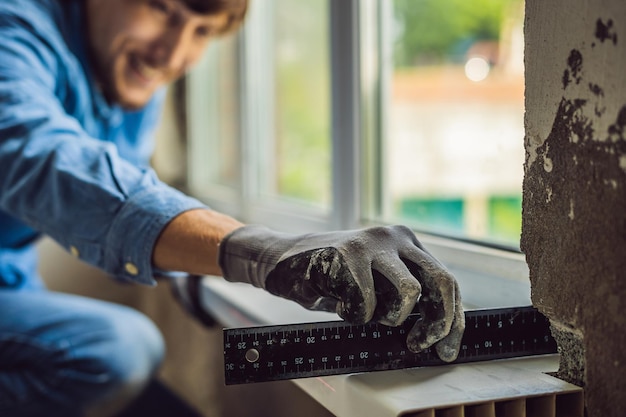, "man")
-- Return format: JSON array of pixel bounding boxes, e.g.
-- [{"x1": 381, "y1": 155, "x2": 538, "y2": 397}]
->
[{"x1": 0, "y1": 0, "x2": 465, "y2": 416}]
